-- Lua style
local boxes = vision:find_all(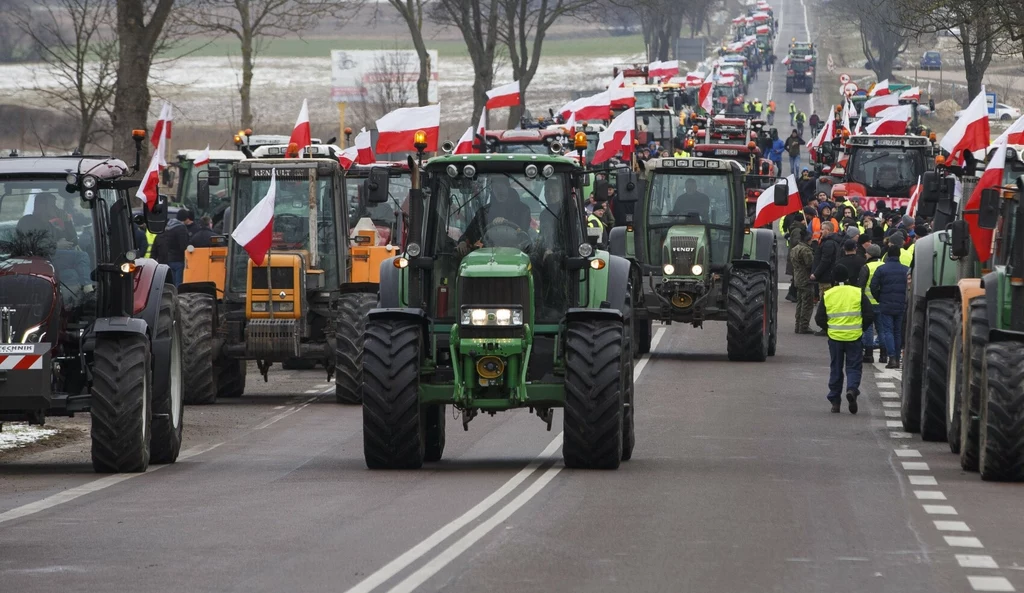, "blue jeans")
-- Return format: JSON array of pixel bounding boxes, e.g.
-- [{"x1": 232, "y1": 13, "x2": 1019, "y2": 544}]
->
[
  {"x1": 168, "y1": 261, "x2": 184, "y2": 286},
  {"x1": 878, "y1": 312, "x2": 904, "y2": 359},
  {"x1": 828, "y1": 338, "x2": 863, "y2": 400},
  {"x1": 862, "y1": 305, "x2": 881, "y2": 348},
  {"x1": 789, "y1": 154, "x2": 800, "y2": 175}
]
